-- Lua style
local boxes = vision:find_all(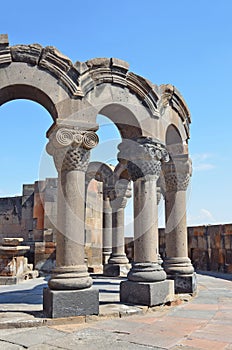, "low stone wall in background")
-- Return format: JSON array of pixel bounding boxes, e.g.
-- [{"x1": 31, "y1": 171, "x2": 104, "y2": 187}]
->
[
  {"x1": 126, "y1": 223, "x2": 232, "y2": 274},
  {"x1": 187, "y1": 224, "x2": 232, "y2": 273}
]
